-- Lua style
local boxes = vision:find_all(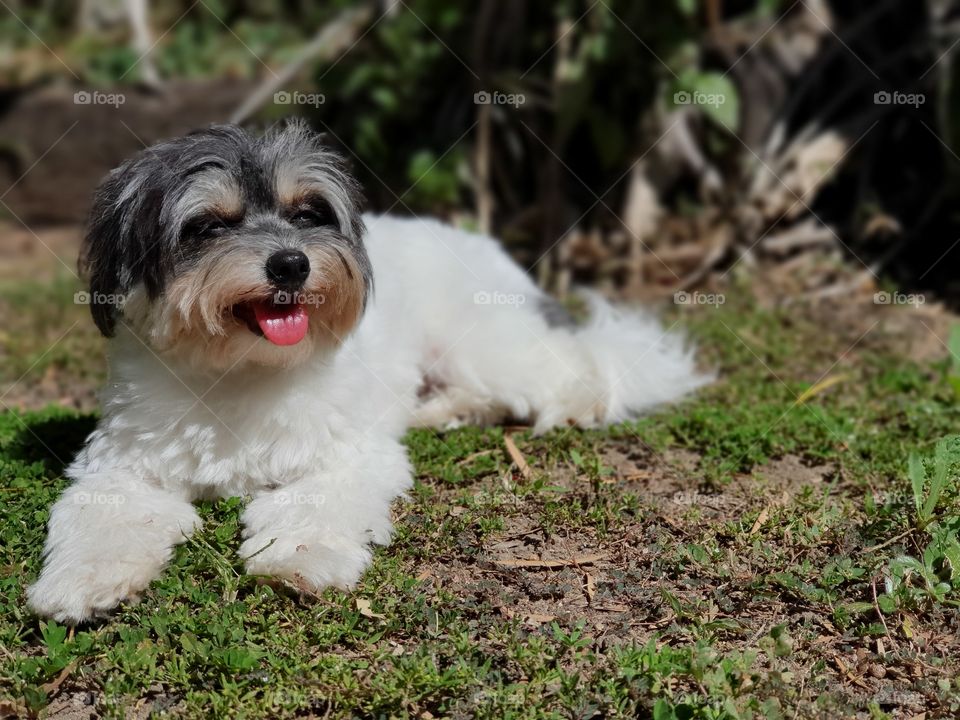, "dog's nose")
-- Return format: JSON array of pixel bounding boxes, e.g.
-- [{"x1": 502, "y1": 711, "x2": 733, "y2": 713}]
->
[{"x1": 266, "y1": 250, "x2": 311, "y2": 290}]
